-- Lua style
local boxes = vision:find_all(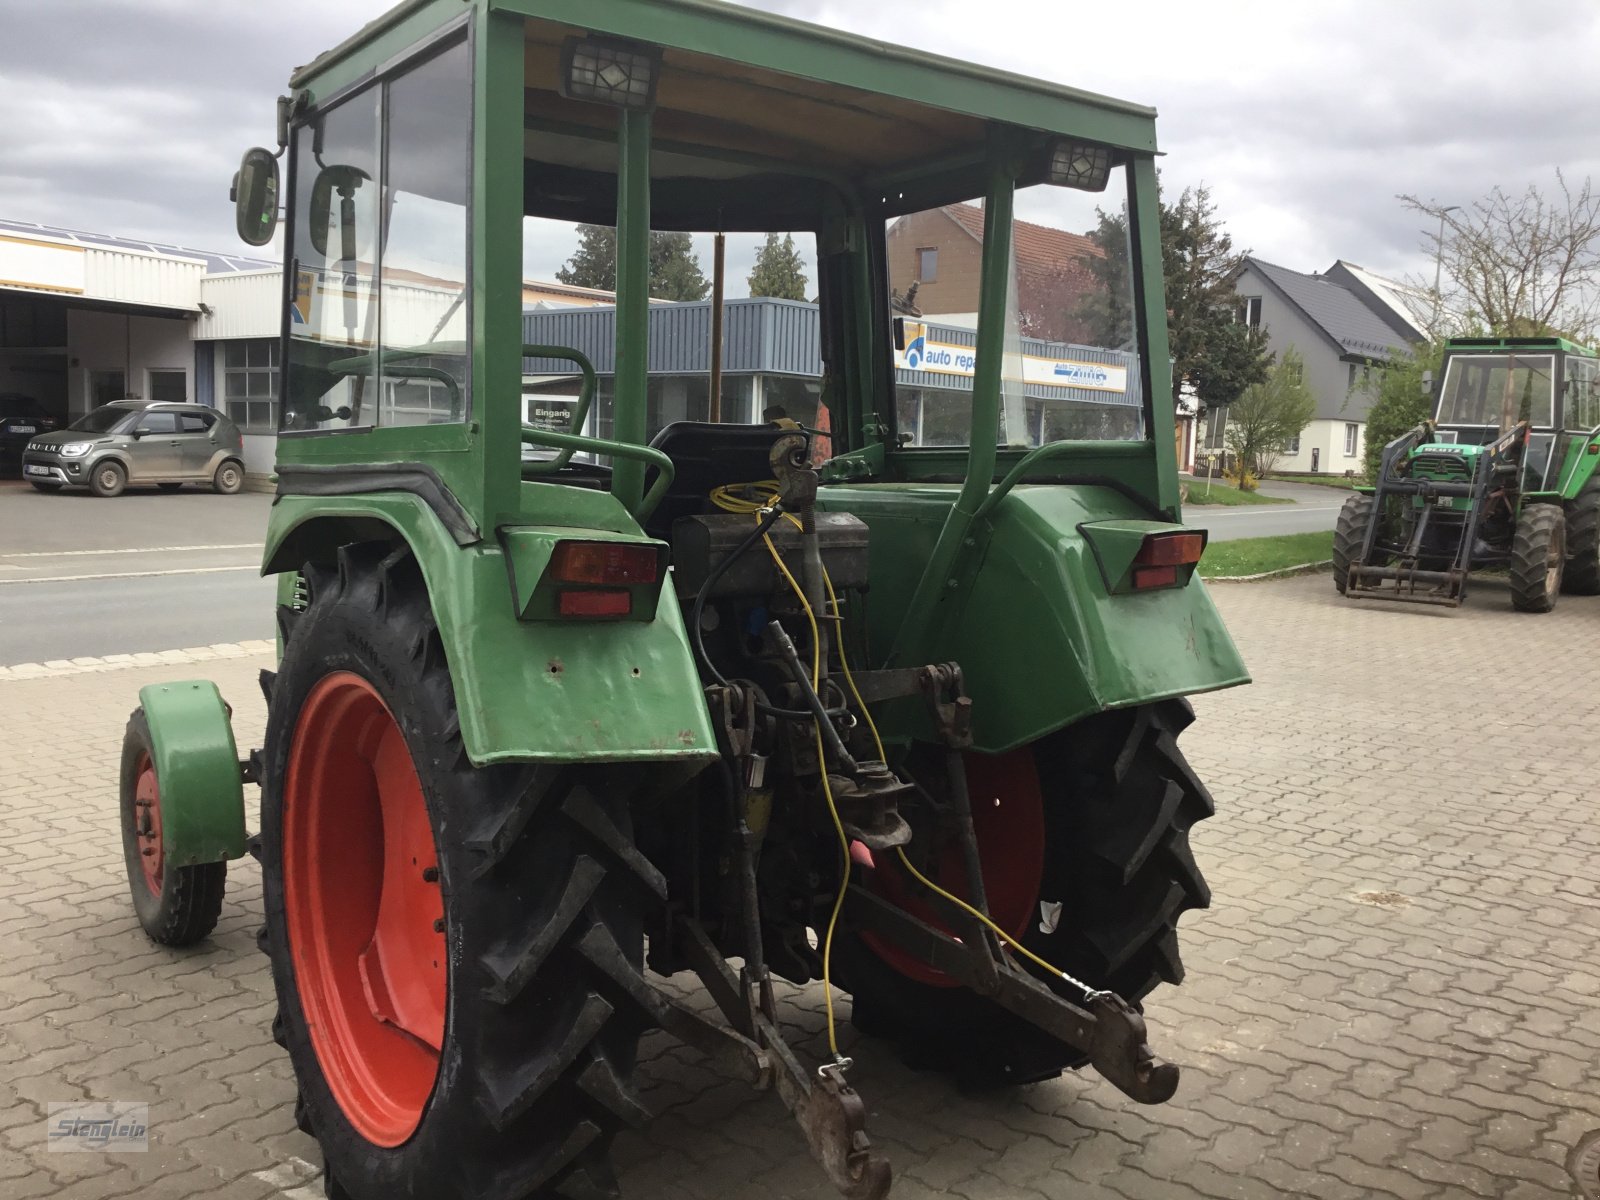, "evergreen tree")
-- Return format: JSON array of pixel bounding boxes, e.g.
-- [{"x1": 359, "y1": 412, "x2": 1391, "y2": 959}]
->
[
  {"x1": 1082, "y1": 181, "x2": 1271, "y2": 411},
  {"x1": 747, "y1": 232, "x2": 809, "y2": 300},
  {"x1": 556, "y1": 225, "x2": 711, "y2": 301}
]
